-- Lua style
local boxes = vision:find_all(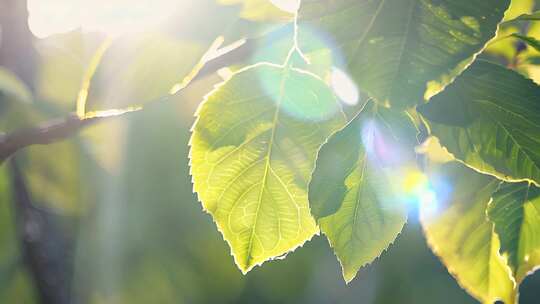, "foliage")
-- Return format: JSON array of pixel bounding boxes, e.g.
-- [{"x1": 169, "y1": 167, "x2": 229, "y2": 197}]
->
[
  {"x1": 2, "y1": 0, "x2": 540, "y2": 303},
  {"x1": 190, "y1": 63, "x2": 346, "y2": 272},
  {"x1": 188, "y1": 0, "x2": 540, "y2": 302},
  {"x1": 308, "y1": 101, "x2": 416, "y2": 282},
  {"x1": 421, "y1": 162, "x2": 516, "y2": 303}
]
